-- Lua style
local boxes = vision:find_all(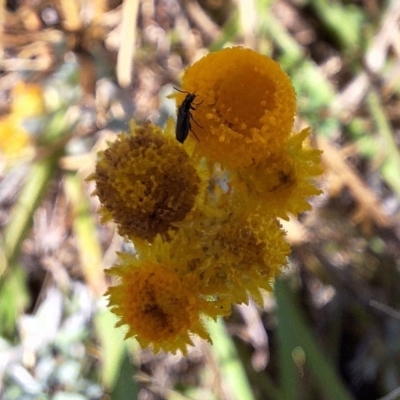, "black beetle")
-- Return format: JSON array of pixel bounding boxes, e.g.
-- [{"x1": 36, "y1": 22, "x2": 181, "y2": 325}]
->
[{"x1": 174, "y1": 87, "x2": 202, "y2": 143}]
